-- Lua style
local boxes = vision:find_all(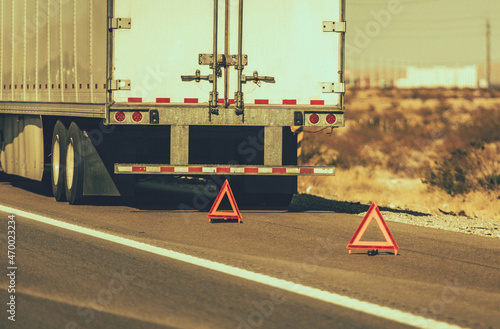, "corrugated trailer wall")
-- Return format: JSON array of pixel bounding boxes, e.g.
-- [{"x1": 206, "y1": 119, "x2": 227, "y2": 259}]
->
[{"x1": 0, "y1": 0, "x2": 107, "y2": 105}]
